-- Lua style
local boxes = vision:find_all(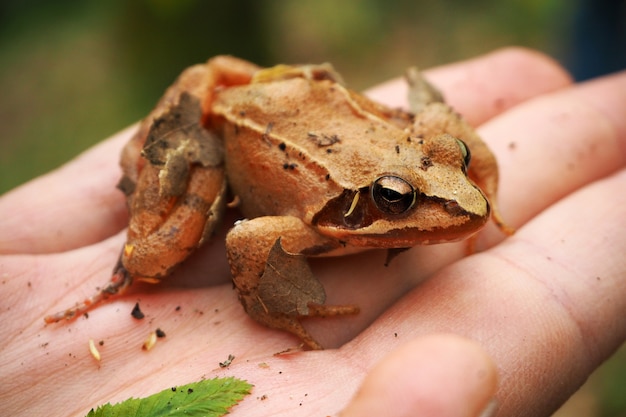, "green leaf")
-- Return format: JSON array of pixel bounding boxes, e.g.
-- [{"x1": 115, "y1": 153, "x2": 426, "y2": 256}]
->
[{"x1": 86, "y1": 377, "x2": 252, "y2": 417}]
